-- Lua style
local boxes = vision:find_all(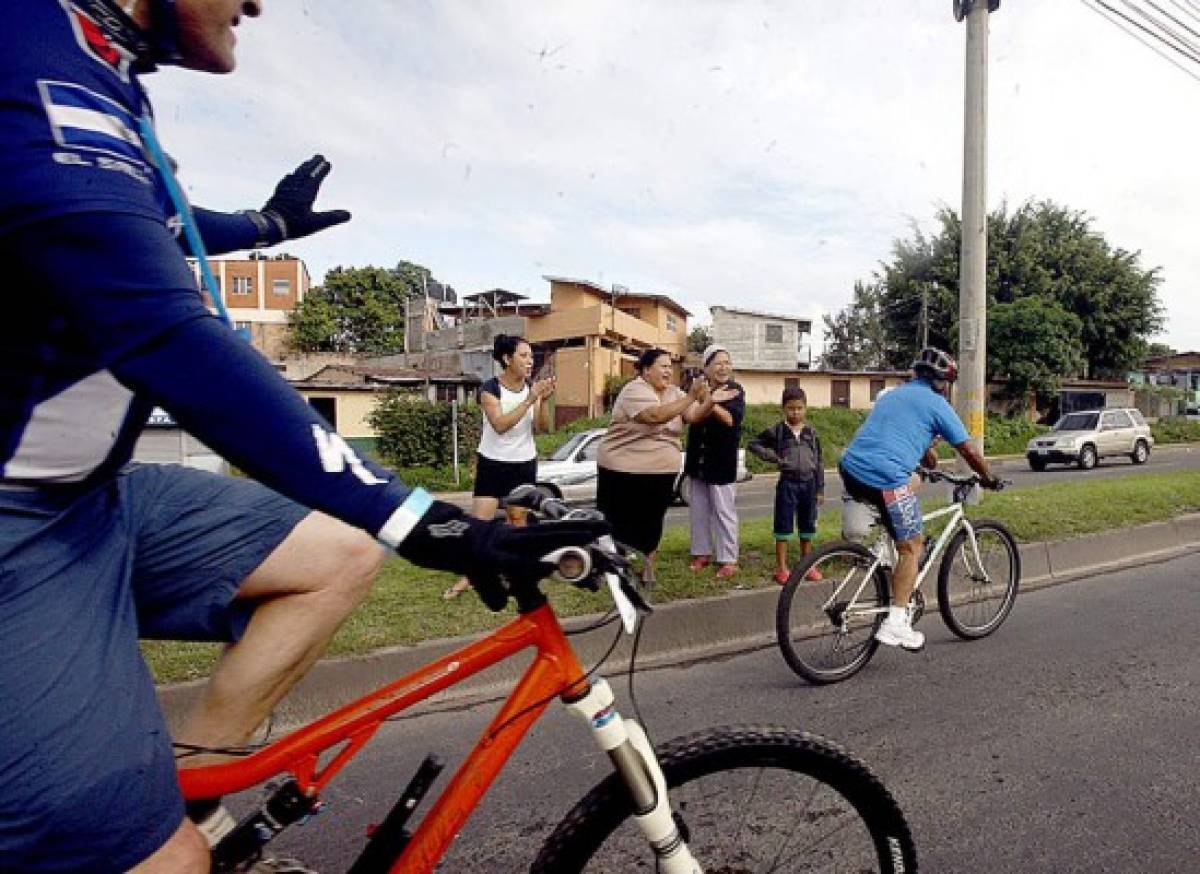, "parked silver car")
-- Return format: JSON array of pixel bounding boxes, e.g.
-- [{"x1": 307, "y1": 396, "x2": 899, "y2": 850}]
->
[
  {"x1": 1025, "y1": 408, "x2": 1153, "y2": 471},
  {"x1": 536, "y1": 428, "x2": 751, "y2": 504}
]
